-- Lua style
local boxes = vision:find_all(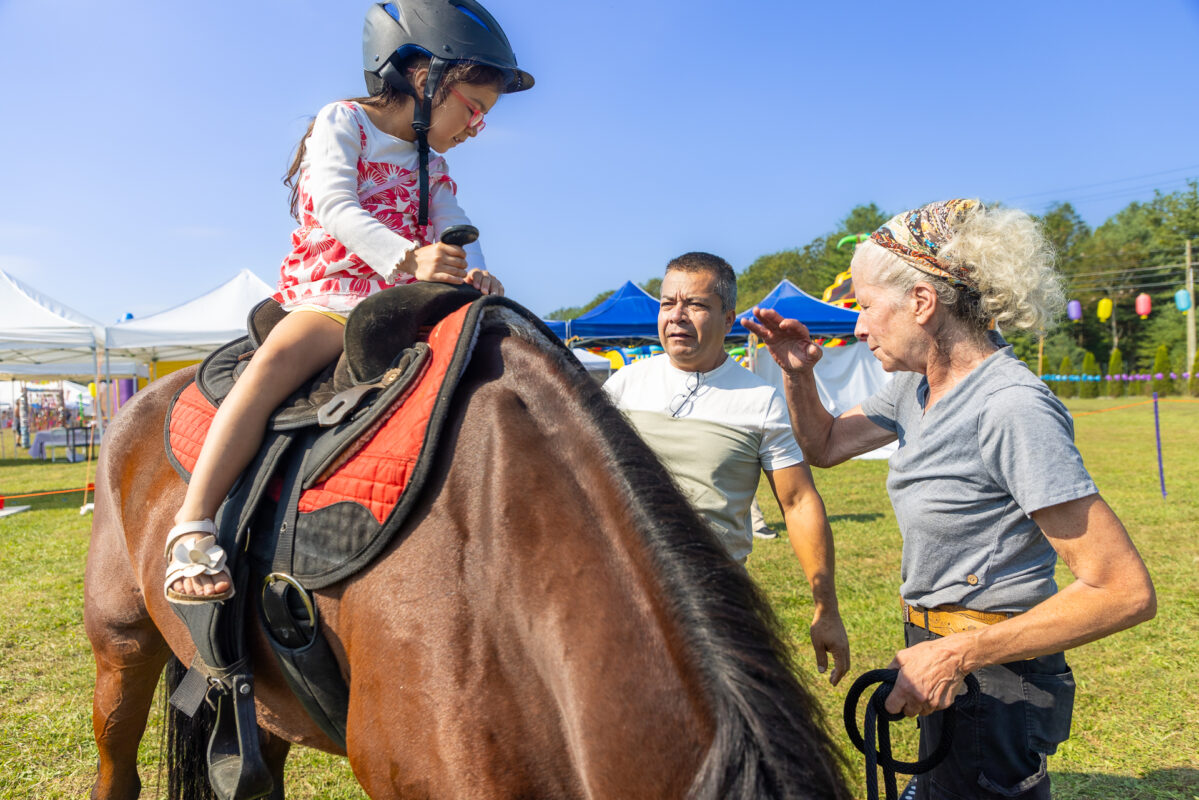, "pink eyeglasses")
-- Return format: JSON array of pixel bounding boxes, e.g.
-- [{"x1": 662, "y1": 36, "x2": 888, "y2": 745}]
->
[{"x1": 449, "y1": 87, "x2": 486, "y2": 132}]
